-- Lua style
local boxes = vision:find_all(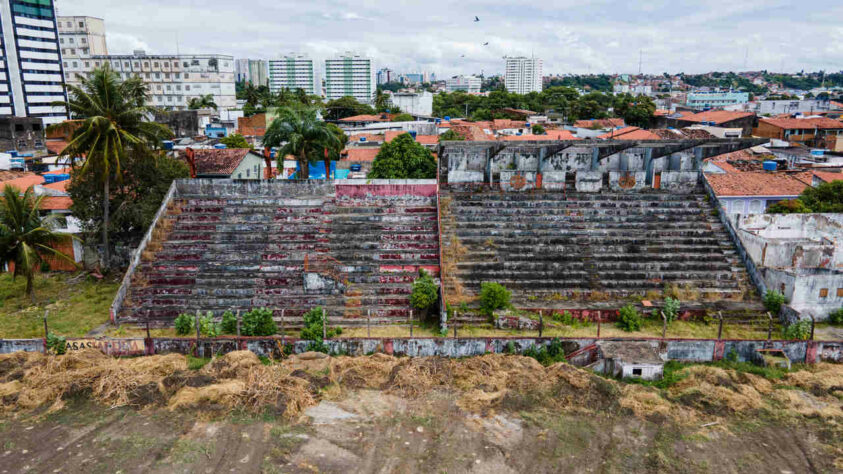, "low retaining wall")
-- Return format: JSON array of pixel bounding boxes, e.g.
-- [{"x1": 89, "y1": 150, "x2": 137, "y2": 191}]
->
[{"x1": 2, "y1": 336, "x2": 841, "y2": 364}]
